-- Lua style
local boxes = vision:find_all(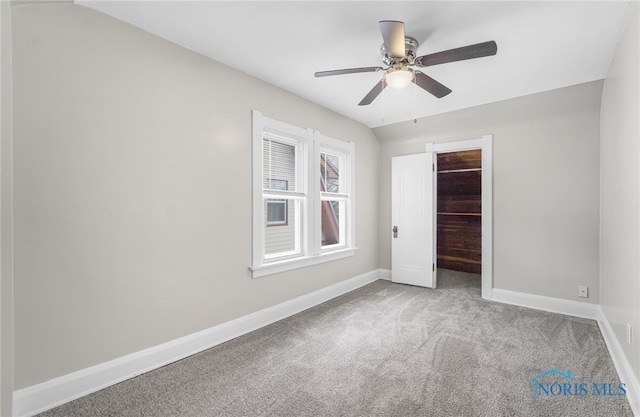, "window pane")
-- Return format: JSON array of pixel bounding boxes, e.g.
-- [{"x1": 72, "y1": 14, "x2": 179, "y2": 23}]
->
[
  {"x1": 321, "y1": 199, "x2": 345, "y2": 247},
  {"x1": 266, "y1": 199, "x2": 287, "y2": 225},
  {"x1": 266, "y1": 179, "x2": 287, "y2": 191},
  {"x1": 264, "y1": 198, "x2": 300, "y2": 257},
  {"x1": 320, "y1": 152, "x2": 341, "y2": 193},
  {"x1": 264, "y1": 138, "x2": 297, "y2": 191}
]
